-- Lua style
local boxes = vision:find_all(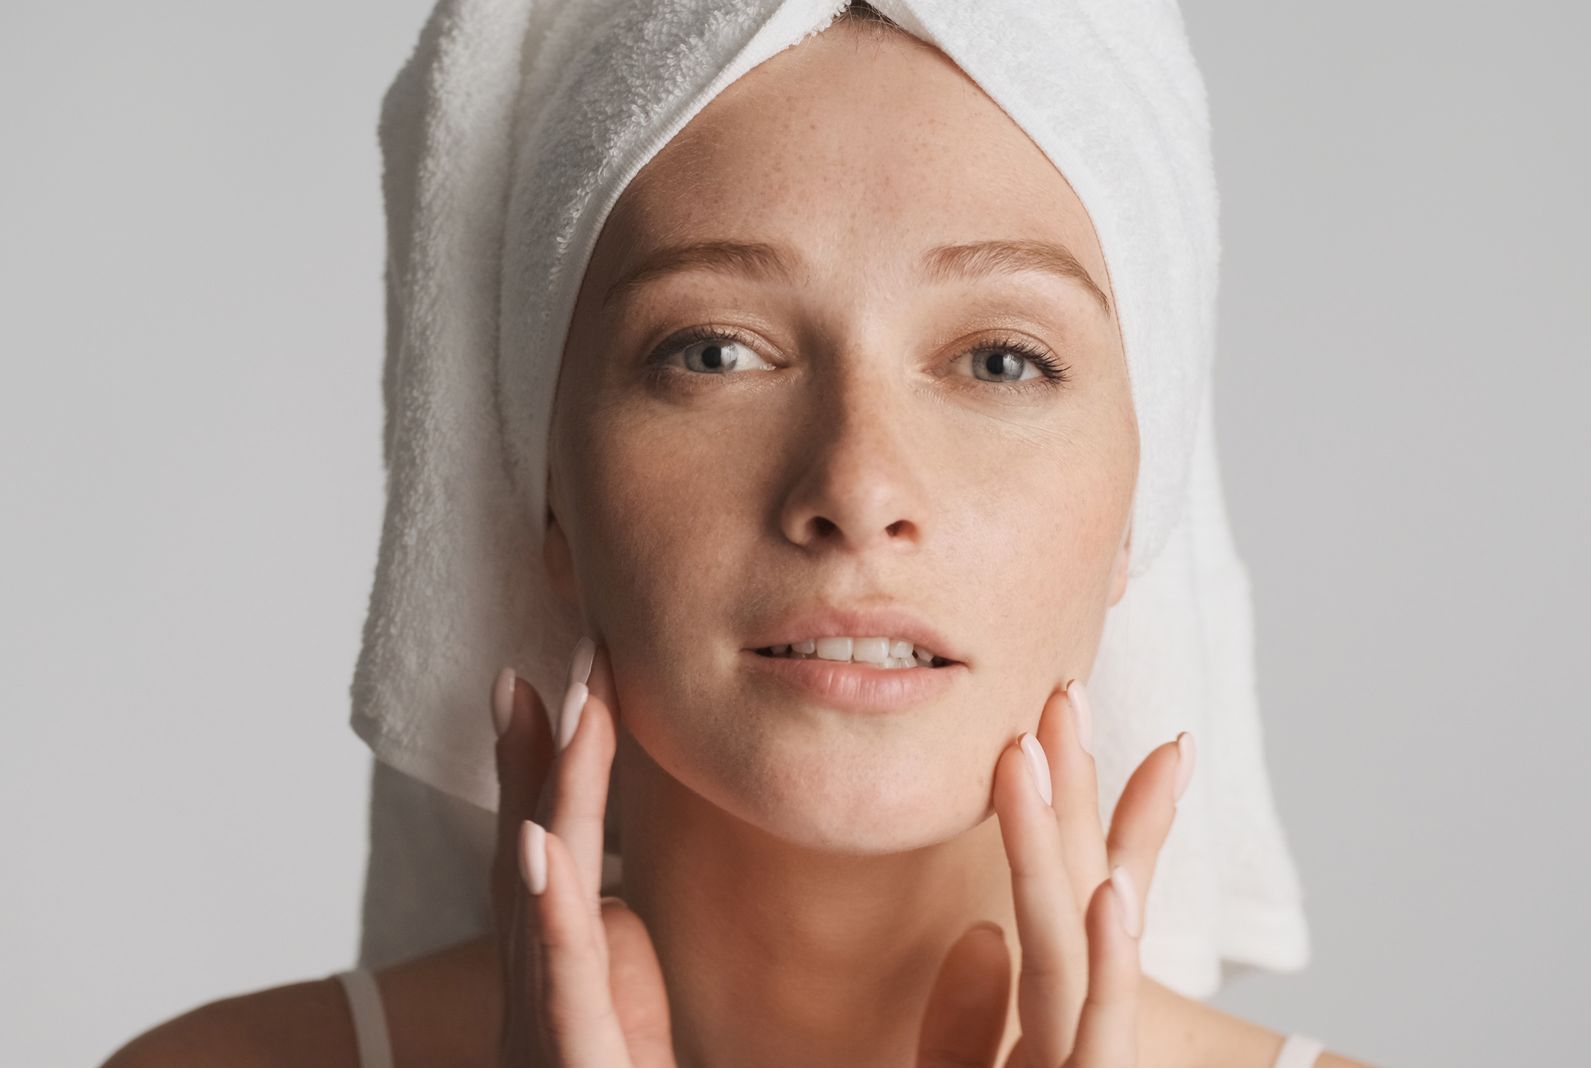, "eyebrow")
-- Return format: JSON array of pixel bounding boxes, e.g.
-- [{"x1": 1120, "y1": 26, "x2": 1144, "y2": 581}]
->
[{"x1": 601, "y1": 236, "x2": 1112, "y2": 315}]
